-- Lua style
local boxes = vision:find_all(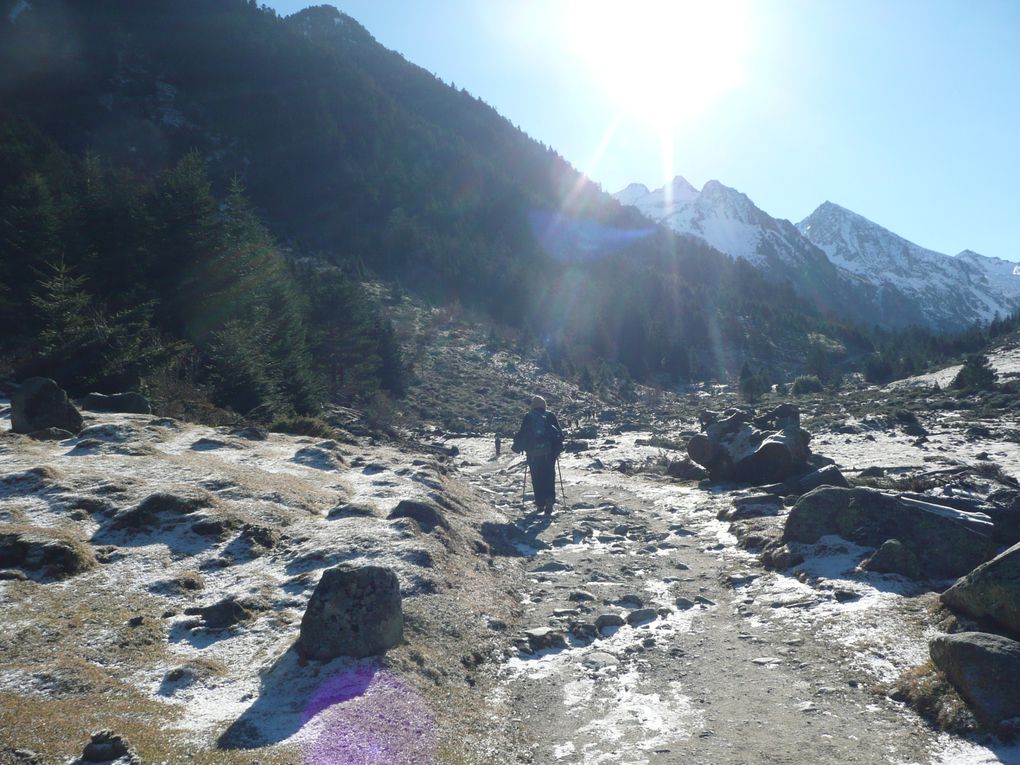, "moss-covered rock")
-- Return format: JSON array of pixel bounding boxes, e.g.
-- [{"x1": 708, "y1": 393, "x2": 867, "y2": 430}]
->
[{"x1": 942, "y1": 541, "x2": 1020, "y2": 639}]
